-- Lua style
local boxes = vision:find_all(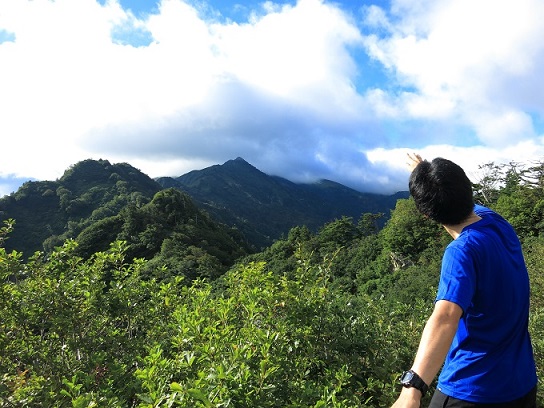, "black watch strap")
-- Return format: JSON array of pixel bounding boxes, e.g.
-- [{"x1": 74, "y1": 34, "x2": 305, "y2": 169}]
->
[{"x1": 399, "y1": 370, "x2": 429, "y2": 396}]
